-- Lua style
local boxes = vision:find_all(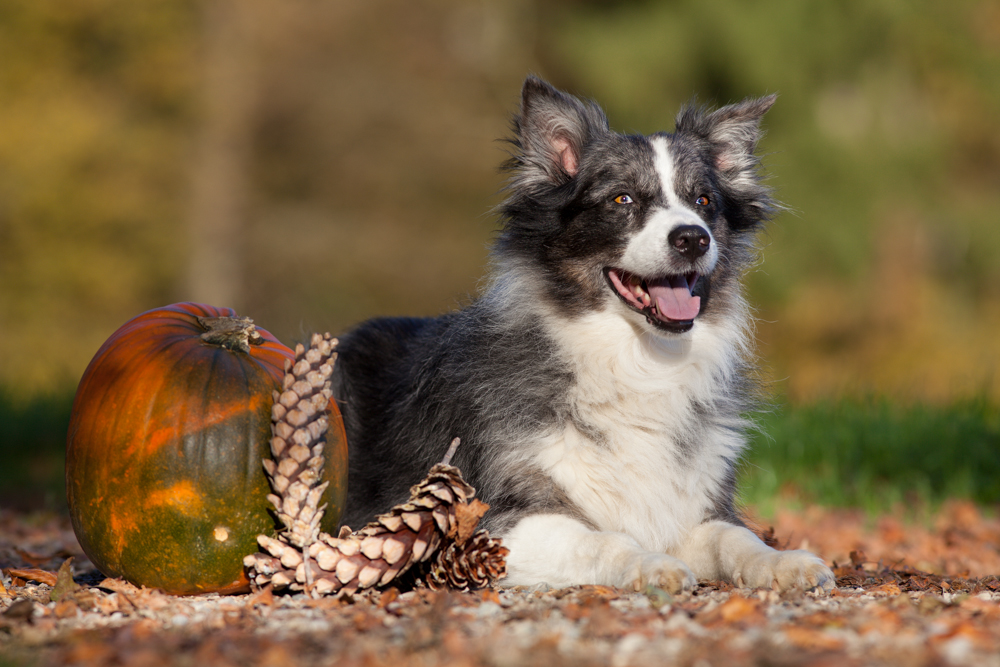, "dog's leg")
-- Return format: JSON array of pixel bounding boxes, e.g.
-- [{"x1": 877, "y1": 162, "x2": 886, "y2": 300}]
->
[
  {"x1": 501, "y1": 513, "x2": 696, "y2": 593},
  {"x1": 675, "y1": 520, "x2": 835, "y2": 592}
]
